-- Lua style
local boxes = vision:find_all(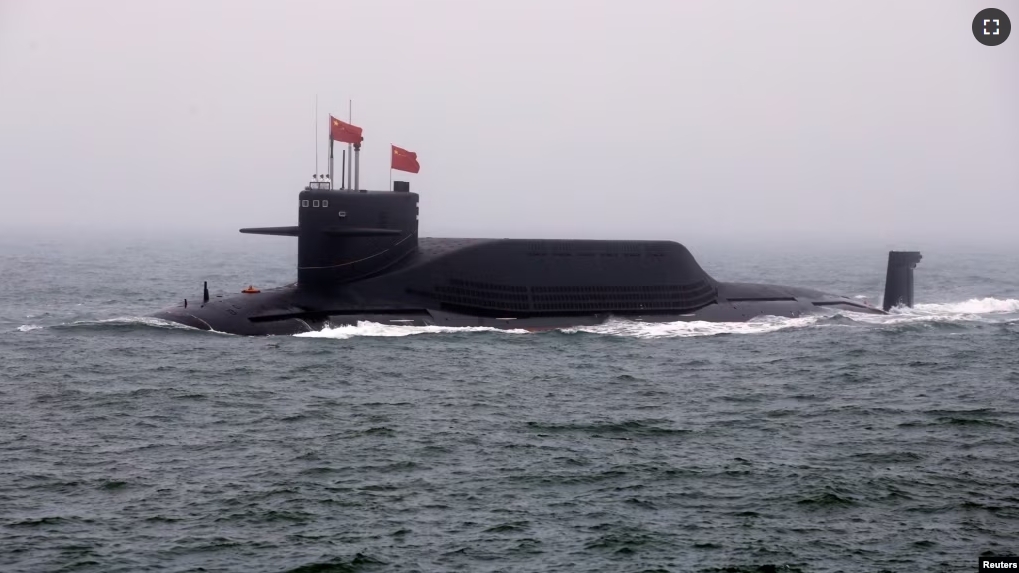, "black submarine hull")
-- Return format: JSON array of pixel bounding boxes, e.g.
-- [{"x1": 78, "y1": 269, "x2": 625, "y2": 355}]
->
[
  {"x1": 152, "y1": 287, "x2": 880, "y2": 336},
  {"x1": 151, "y1": 186, "x2": 919, "y2": 335},
  {"x1": 152, "y1": 237, "x2": 890, "y2": 336}
]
